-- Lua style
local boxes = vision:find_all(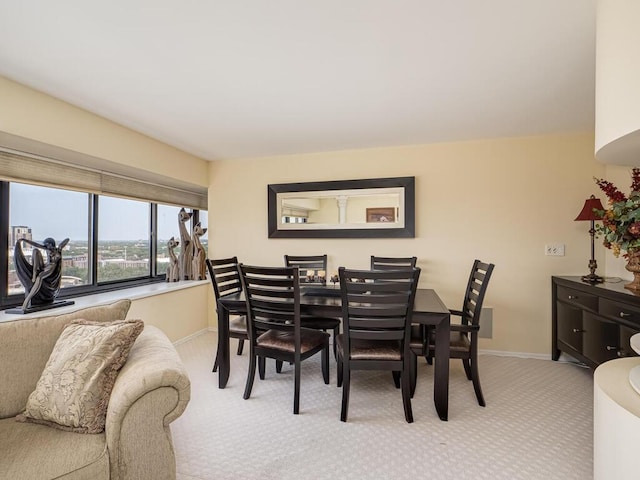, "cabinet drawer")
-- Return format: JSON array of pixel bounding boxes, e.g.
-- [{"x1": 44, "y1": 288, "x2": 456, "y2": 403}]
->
[
  {"x1": 556, "y1": 285, "x2": 598, "y2": 311},
  {"x1": 557, "y1": 302, "x2": 583, "y2": 353},
  {"x1": 583, "y1": 313, "x2": 619, "y2": 364},
  {"x1": 619, "y1": 325, "x2": 640, "y2": 358},
  {"x1": 600, "y1": 298, "x2": 640, "y2": 326}
]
